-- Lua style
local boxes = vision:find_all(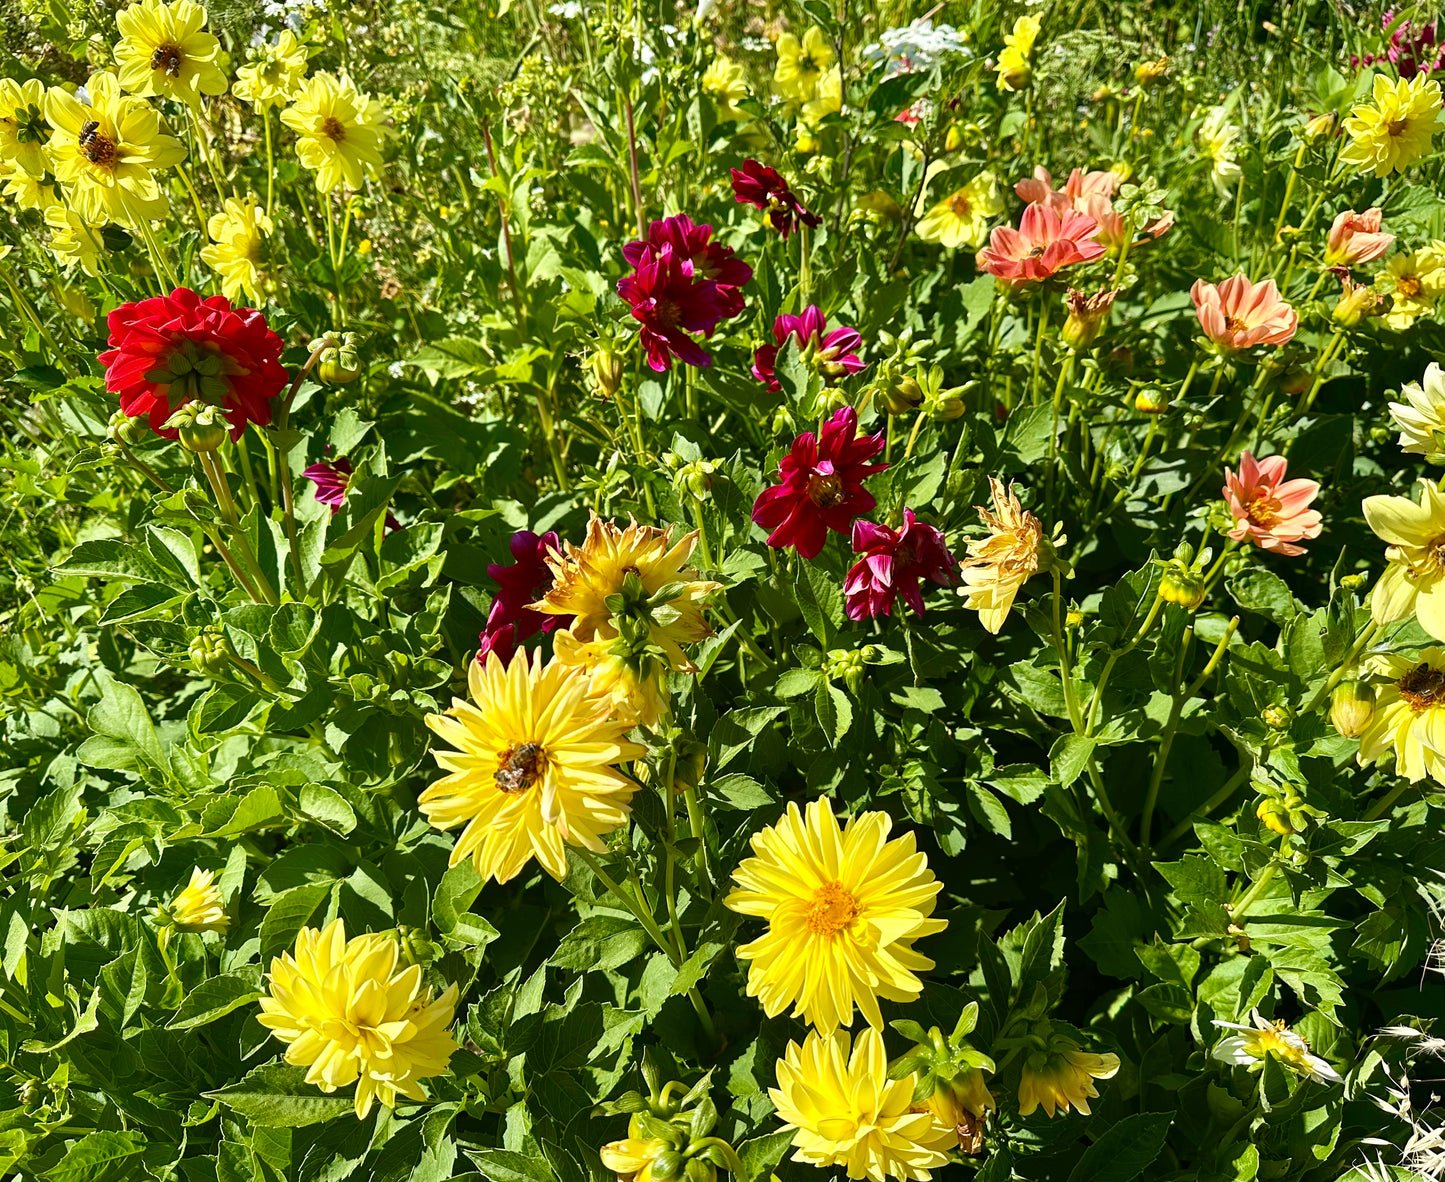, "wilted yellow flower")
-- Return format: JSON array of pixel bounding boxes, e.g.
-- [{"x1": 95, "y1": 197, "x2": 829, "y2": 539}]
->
[
  {"x1": 553, "y1": 628, "x2": 670, "y2": 728},
  {"x1": 280, "y1": 72, "x2": 385, "y2": 192},
  {"x1": 45, "y1": 204, "x2": 106, "y2": 275},
  {"x1": 702, "y1": 54, "x2": 749, "y2": 121},
  {"x1": 257, "y1": 920, "x2": 459, "y2": 1118},
  {"x1": 1134, "y1": 56, "x2": 1169, "y2": 88},
  {"x1": 921, "y1": 1071, "x2": 995, "y2": 1152},
  {"x1": 959, "y1": 477, "x2": 1047, "y2": 634},
  {"x1": 44, "y1": 71, "x2": 185, "y2": 227},
  {"x1": 771, "y1": 1027, "x2": 955, "y2": 1182},
  {"x1": 234, "y1": 30, "x2": 309, "y2": 110},
  {"x1": 0, "y1": 78, "x2": 50, "y2": 178},
  {"x1": 915, "y1": 172, "x2": 1003, "y2": 250},
  {"x1": 423, "y1": 650, "x2": 644, "y2": 884},
  {"x1": 1341, "y1": 73, "x2": 1443, "y2": 178},
  {"x1": 1390, "y1": 362, "x2": 1445, "y2": 457},
  {"x1": 1333, "y1": 276, "x2": 1380, "y2": 328},
  {"x1": 200, "y1": 195, "x2": 272, "y2": 303},
  {"x1": 1198, "y1": 106, "x2": 1243, "y2": 197},
  {"x1": 725, "y1": 796, "x2": 945, "y2": 1033},
  {"x1": 159, "y1": 866, "x2": 228, "y2": 931},
  {"x1": 774, "y1": 26, "x2": 835, "y2": 105},
  {"x1": 1212, "y1": 1012, "x2": 1342, "y2": 1083},
  {"x1": 531, "y1": 514, "x2": 719, "y2": 673},
  {"x1": 1357, "y1": 649, "x2": 1445, "y2": 783},
  {"x1": 1017, "y1": 1035, "x2": 1119, "y2": 1118},
  {"x1": 1363, "y1": 478, "x2": 1445, "y2": 637},
  {"x1": 114, "y1": 0, "x2": 227, "y2": 107},
  {"x1": 994, "y1": 15, "x2": 1040, "y2": 91},
  {"x1": 1382, "y1": 245, "x2": 1445, "y2": 329}
]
